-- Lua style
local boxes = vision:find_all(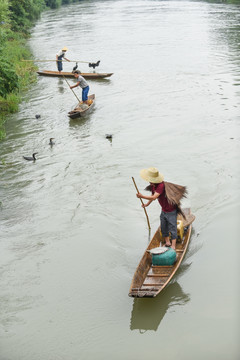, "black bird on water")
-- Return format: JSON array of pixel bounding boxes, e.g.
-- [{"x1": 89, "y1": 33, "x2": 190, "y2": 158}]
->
[
  {"x1": 105, "y1": 134, "x2": 113, "y2": 140},
  {"x1": 72, "y1": 62, "x2": 78, "y2": 72},
  {"x1": 23, "y1": 153, "x2": 38, "y2": 161},
  {"x1": 35, "y1": 114, "x2": 41, "y2": 119},
  {"x1": 49, "y1": 138, "x2": 55, "y2": 146},
  {"x1": 89, "y1": 60, "x2": 100, "y2": 69}
]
